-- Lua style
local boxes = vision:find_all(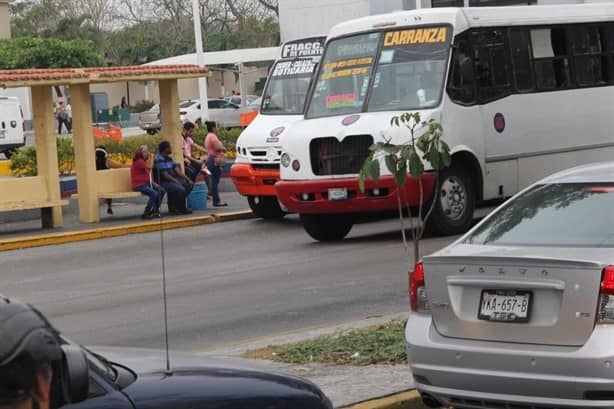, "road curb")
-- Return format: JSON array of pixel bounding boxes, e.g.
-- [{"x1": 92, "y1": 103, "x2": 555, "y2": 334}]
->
[
  {"x1": 0, "y1": 210, "x2": 254, "y2": 252},
  {"x1": 0, "y1": 160, "x2": 10, "y2": 176},
  {"x1": 341, "y1": 390, "x2": 421, "y2": 409}
]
